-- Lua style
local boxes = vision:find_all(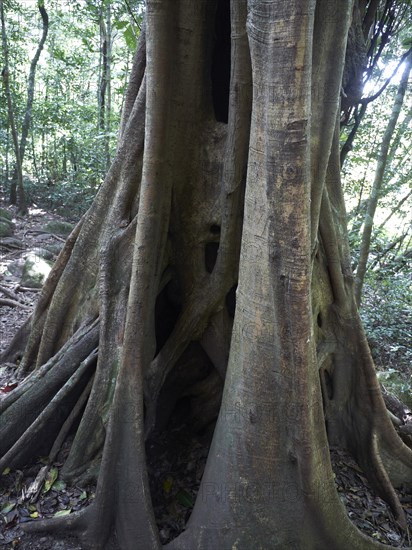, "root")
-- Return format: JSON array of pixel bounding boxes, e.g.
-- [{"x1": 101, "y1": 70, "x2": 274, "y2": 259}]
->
[
  {"x1": 0, "y1": 347, "x2": 96, "y2": 472},
  {"x1": 15, "y1": 285, "x2": 41, "y2": 293},
  {"x1": 18, "y1": 217, "x2": 84, "y2": 375},
  {"x1": 22, "y1": 505, "x2": 90, "y2": 540},
  {"x1": 0, "y1": 297, "x2": 31, "y2": 309},
  {"x1": 355, "y1": 431, "x2": 407, "y2": 529},
  {"x1": 0, "y1": 284, "x2": 31, "y2": 304},
  {"x1": 22, "y1": 372, "x2": 97, "y2": 496},
  {"x1": 144, "y1": 281, "x2": 233, "y2": 436},
  {"x1": 0, "y1": 321, "x2": 99, "y2": 466},
  {"x1": 0, "y1": 316, "x2": 32, "y2": 364},
  {"x1": 48, "y1": 374, "x2": 95, "y2": 462}
]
